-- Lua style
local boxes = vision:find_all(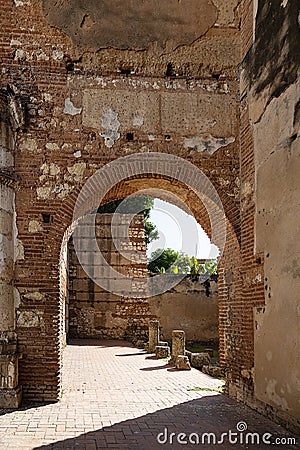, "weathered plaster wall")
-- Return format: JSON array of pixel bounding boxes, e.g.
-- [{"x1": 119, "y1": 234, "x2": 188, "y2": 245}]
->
[
  {"x1": 239, "y1": 0, "x2": 300, "y2": 431},
  {"x1": 42, "y1": 0, "x2": 218, "y2": 51},
  {"x1": 148, "y1": 277, "x2": 218, "y2": 342},
  {"x1": 253, "y1": 80, "x2": 300, "y2": 420}
]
